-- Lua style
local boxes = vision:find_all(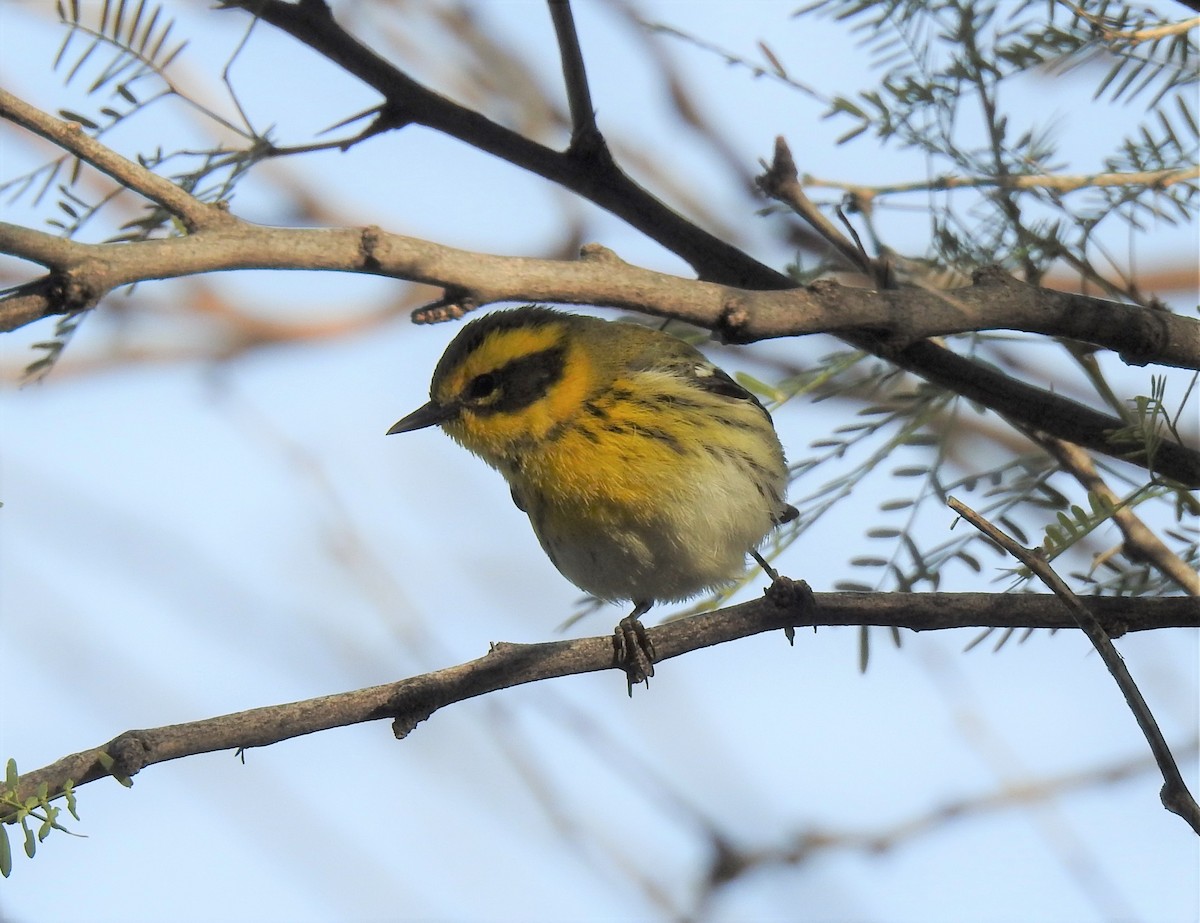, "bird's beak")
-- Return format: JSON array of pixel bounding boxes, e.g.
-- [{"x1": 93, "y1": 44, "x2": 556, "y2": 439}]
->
[{"x1": 387, "y1": 400, "x2": 457, "y2": 435}]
